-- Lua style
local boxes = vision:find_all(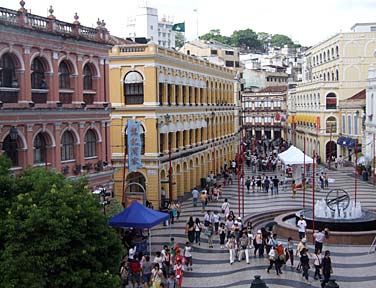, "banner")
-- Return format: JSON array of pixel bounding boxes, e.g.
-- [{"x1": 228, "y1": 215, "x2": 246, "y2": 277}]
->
[
  {"x1": 172, "y1": 22, "x2": 185, "y2": 32},
  {"x1": 127, "y1": 119, "x2": 142, "y2": 172}
]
